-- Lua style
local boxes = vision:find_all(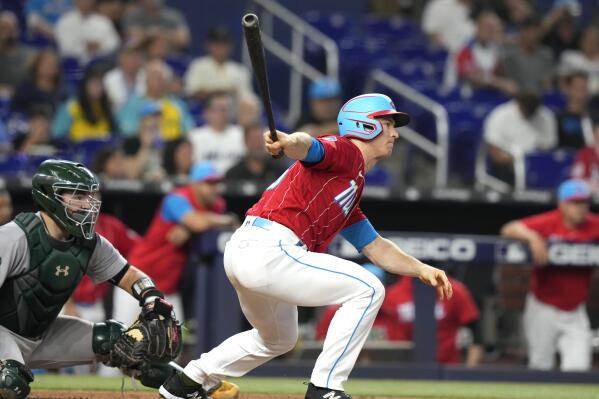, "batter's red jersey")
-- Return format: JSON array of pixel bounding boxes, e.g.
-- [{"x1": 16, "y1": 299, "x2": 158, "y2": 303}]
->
[
  {"x1": 73, "y1": 213, "x2": 140, "y2": 304},
  {"x1": 247, "y1": 136, "x2": 367, "y2": 252},
  {"x1": 382, "y1": 277, "x2": 479, "y2": 364},
  {"x1": 521, "y1": 209, "x2": 599, "y2": 311},
  {"x1": 128, "y1": 185, "x2": 226, "y2": 294}
]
